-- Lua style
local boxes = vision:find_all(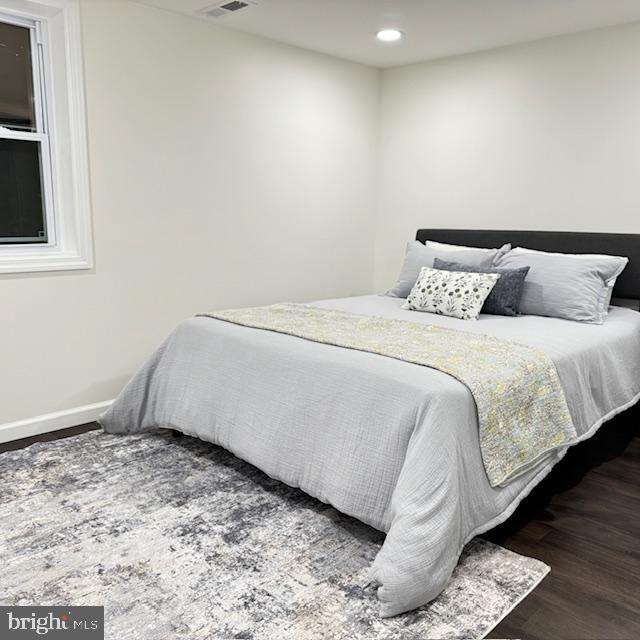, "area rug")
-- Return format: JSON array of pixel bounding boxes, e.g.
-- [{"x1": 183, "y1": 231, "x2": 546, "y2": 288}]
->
[{"x1": 0, "y1": 431, "x2": 548, "y2": 639}]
